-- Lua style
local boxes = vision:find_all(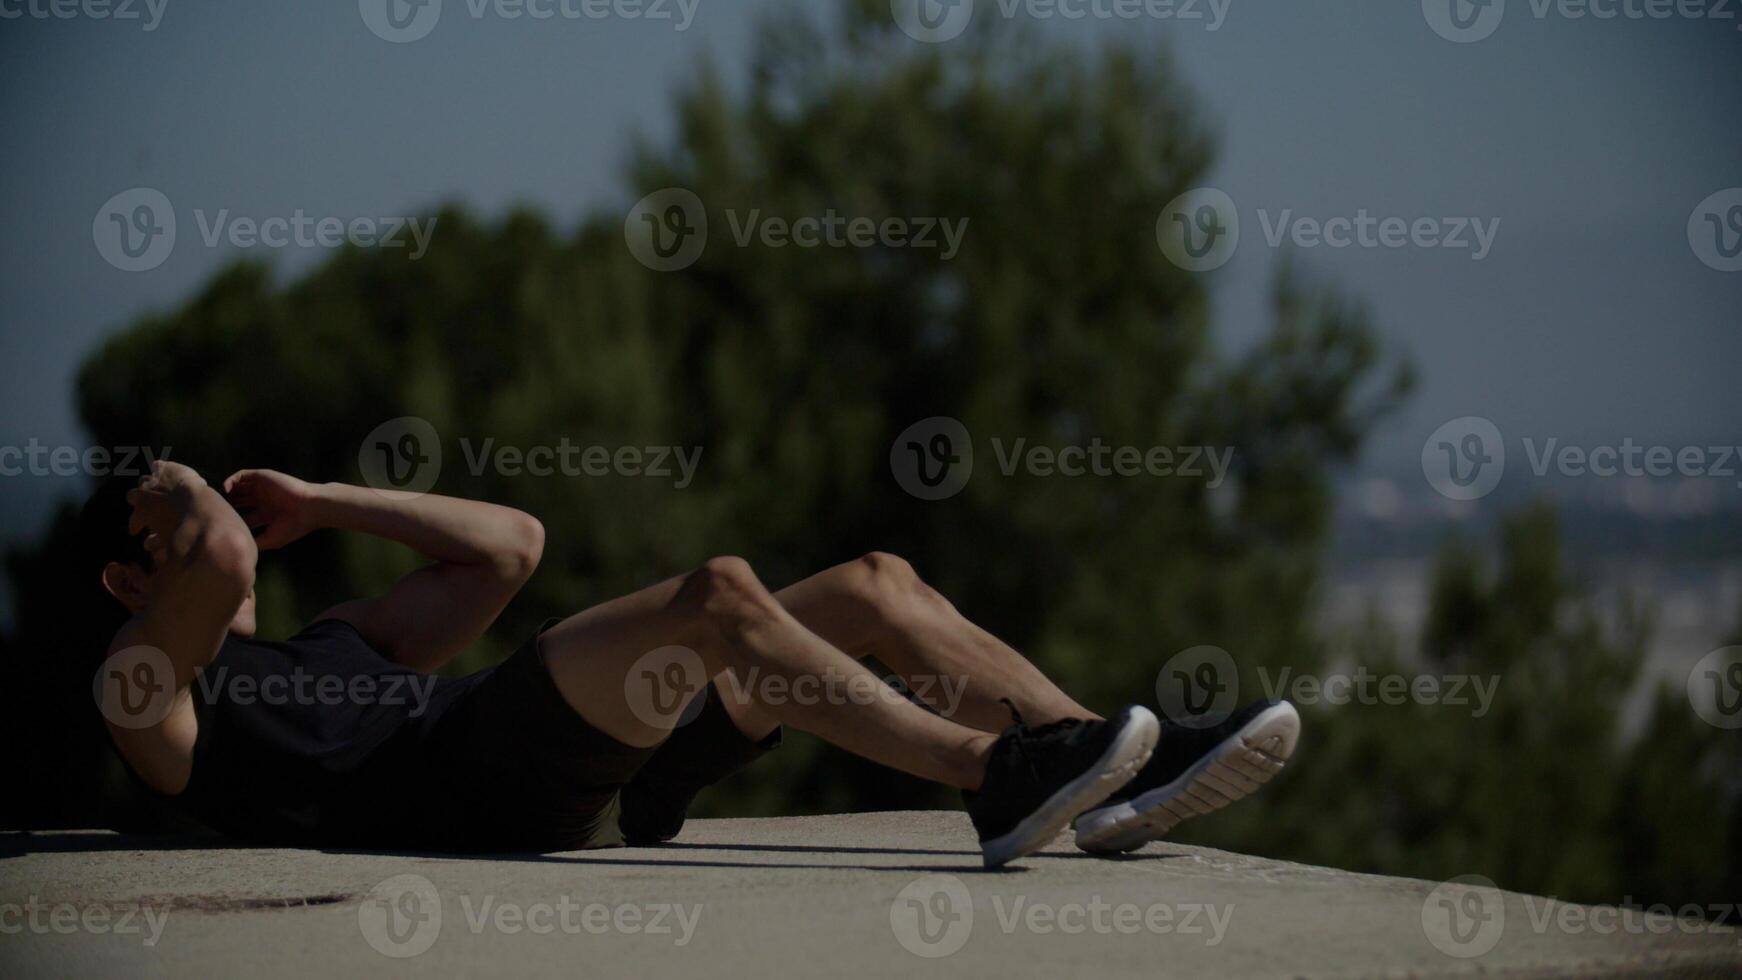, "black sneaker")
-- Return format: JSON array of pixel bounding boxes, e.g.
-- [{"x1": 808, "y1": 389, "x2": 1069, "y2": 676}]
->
[
  {"x1": 966, "y1": 703, "x2": 1159, "y2": 868},
  {"x1": 1073, "y1": 700, "x2": 1298, "y2": 854}
]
